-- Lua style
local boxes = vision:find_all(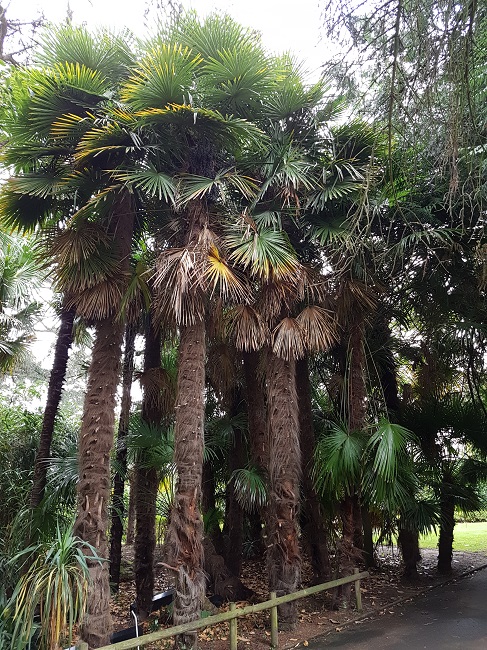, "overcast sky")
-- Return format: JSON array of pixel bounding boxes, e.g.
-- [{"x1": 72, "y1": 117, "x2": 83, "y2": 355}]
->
[{"x1": 14, "y1": 0, "x2": 326, "y2": 79}]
